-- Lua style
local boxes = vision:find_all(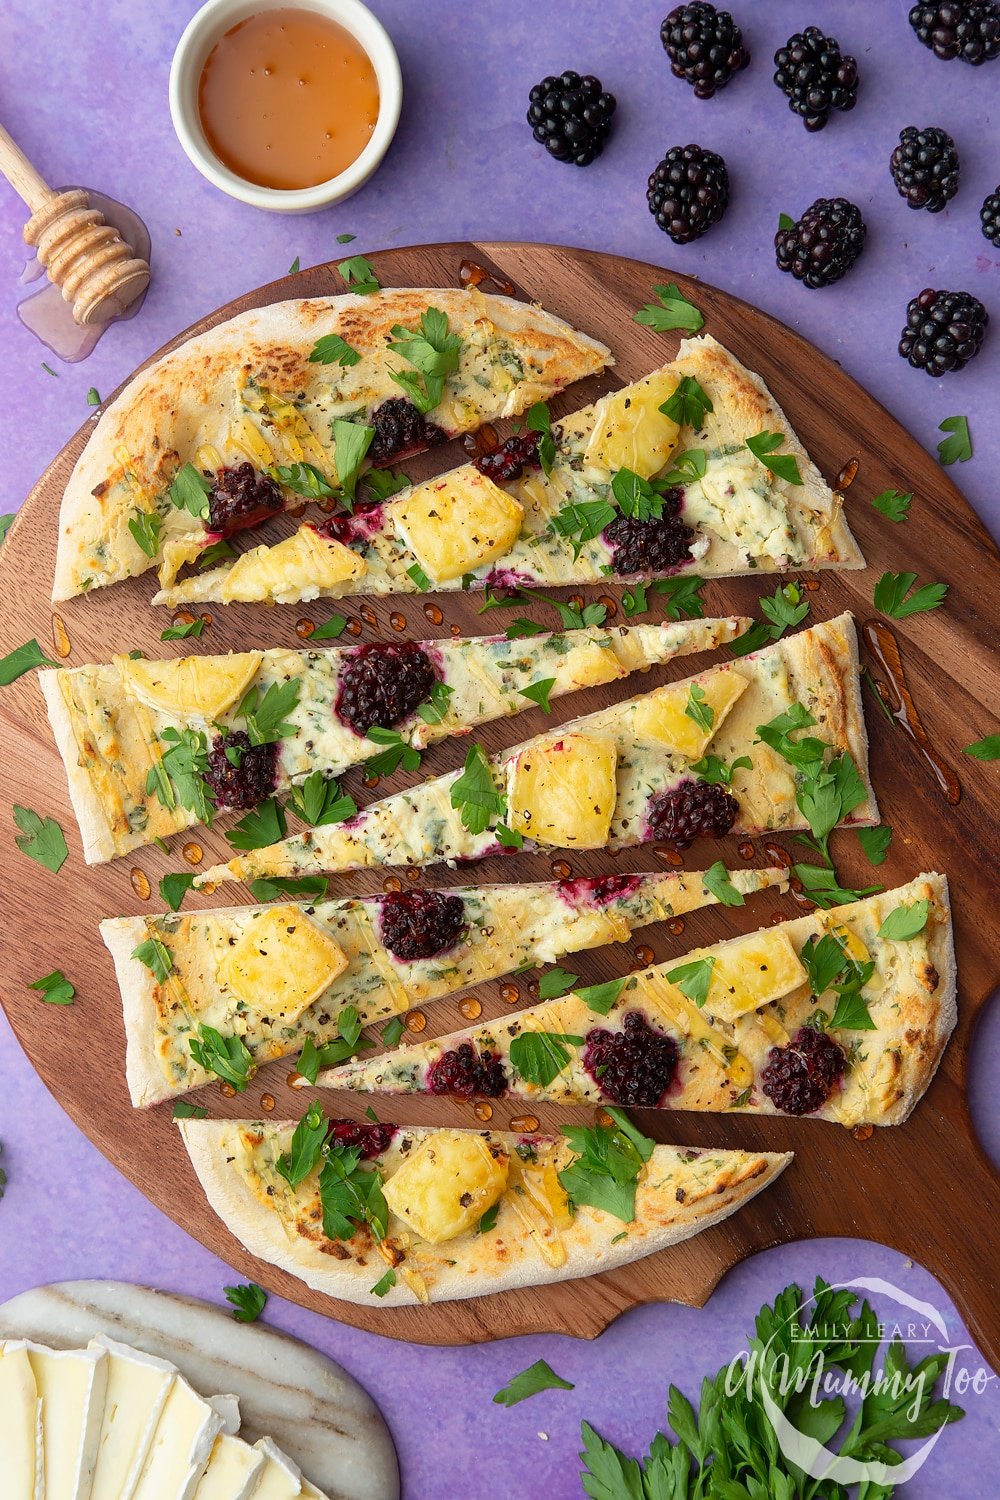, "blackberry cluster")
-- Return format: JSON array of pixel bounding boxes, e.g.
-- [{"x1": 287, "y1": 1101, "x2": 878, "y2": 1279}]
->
[
  {"x1": 208, "y1": 463, "x2": 283, "y2": 537},
  {"x1": 327, "y1": 1119, "x2": 397, "y2": 1159},
  {"x1": 368, "y1": 398, "x2": 447, "y2": 464},
  {"x1": 908, "y1": 1, "x2": 1000, "y2": 62},
  {"x1": 898, "y1": 288, "x2": 989, "y2": 374},
  {"x1": 646, "y1": 144, "x2": 730, "y2": 243},
  {"x1": 647, "y1": 779, "x2": 739, "y2": 846},
  {"x1": 473, "y1": 431, "x2": 541, "y2": 482},
  {"x1": 378, "y1": 889, "x2": 467, "y2": 961},
  {"x1": 981, "y1": 186, "x2": 1000, "y2": 246},
  {"x1": 890, "y1": 126, "x2": 960, "y2": 212},
  {"x1": 583, "y1": 1011, "x2": 680, "y2": 1107},
  {"x1": 336, "y1": 642, "x2": 438, "y2": 736},
  {"x1": 204, "y1": 731, "x2": 277, "y2": 811},
  {"x1": 774, "y1": 198, "x2": 867, "y2": 289},
  {"x1": 760, "y1": 1027, "x2": 847, "y2": 1115},
  {"x1": 428, "y1": 1044, "x2": 508, "y2": 1098},
  {"x1": 660, "y1": 3, "x2": 750, "y2": 98},
  {"x1": 527, "y1": 71, "x2": 617, "y2": 166},
  {"x1": 773, "y1": 27, "x2": 859, "y2": 131}
]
